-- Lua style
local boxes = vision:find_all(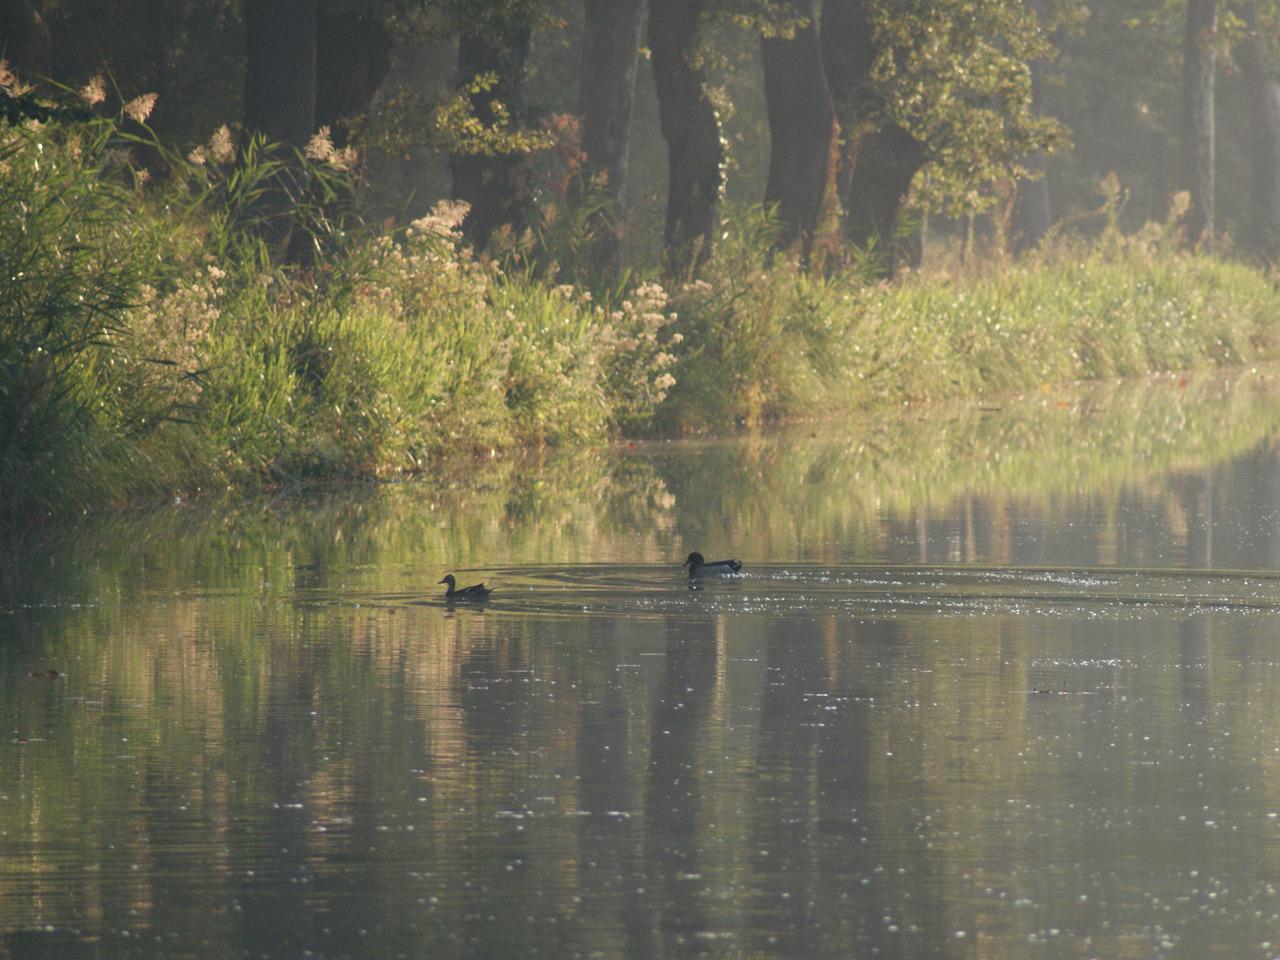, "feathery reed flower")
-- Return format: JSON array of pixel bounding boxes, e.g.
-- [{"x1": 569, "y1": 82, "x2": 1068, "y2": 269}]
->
[
  {"x1": 123, "y1": 93, "x2": 157, "y2": 124},
  {"x1": 208, "y1": 125, "x2": 234, "y2": 163},
  {"x1": 305, "y1": 125, "x2": 335, "y2": 163},
  {"x1": 79, "y1": 74, "x2": 106, "y2": 107},
  {"x1": 409, "y1": 200, "x2": 470, "y2": 239}
]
